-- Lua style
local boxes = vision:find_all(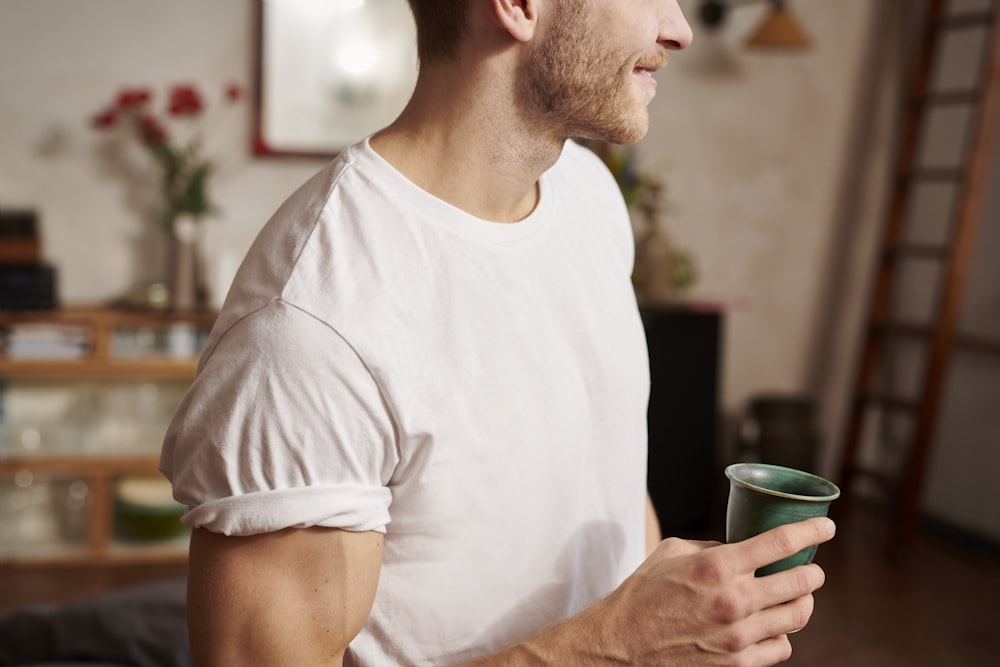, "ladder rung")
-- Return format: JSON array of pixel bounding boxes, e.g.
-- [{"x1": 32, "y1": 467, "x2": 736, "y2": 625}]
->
[
  {"x1": 938, "y1": 10, "x2": 996, "y2": 31},
  {"x1": 906, "y1": 167, "x2": 965, "y2": 182},
  {"x1": 883, "y1": 242, "x2": 951, "y2": 260},
  {"x1": 860, "y1": 393, "x2": 921, "y2": 413},
  {"x1": 871, "y1": 321, "x2": 933, "y2": 339},
  {"x1": 956, "y1": 333, "x2": 1000, "y2": 356},
  {"x1": 869, "y1": 322, "x2": 1000, "y2": 356},
  {"x1": 919, "y1": 89, "x2": 981, "y2": 106}
]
